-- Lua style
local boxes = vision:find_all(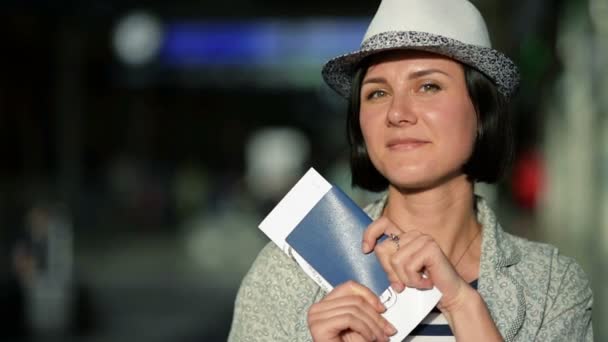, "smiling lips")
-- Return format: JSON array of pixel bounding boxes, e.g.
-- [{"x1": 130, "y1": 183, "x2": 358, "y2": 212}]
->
[{"x1": 386, "y1": 138, "x2": 430, "y2": 150}]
